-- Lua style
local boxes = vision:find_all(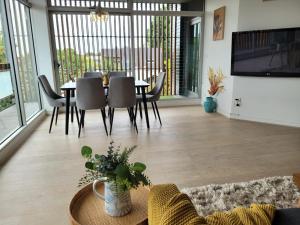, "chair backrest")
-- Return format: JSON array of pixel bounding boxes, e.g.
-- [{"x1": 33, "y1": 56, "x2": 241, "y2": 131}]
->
[
  {"x1": 108, "y1": 77, "x2": 136, "y2": 108},
  {"x1": 38, "y1": 75, "x2": 62, "y2": 106},
  {"x1": 76, "y1": 78, "x2": 106, "y2": 110},
  {"x1": 148, "y1": 72, "x2": 166, "y2": 101},
  {"x1": 109, "y1": 71, "x2": 127, "y2": 80},
  {"x1": 84, "y1": 71, "x2": 102, "y2": 79}
]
